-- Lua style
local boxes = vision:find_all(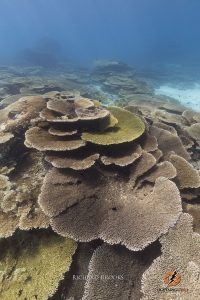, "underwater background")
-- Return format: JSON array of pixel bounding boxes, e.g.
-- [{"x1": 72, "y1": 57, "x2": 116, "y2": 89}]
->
[
  {"x1": 1, "y1": 1, "x2": 200, "y2": 300},
  {"x1": 1, "y1": 0, "x2": 200, "y2": 110}
]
